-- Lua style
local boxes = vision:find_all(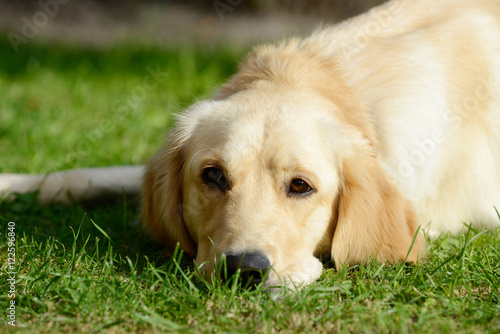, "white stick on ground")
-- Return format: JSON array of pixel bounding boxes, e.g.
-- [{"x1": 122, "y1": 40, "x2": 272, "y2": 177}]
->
[{"x1": 0, "y1": 166, "x2": 144, "y2": 204}]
